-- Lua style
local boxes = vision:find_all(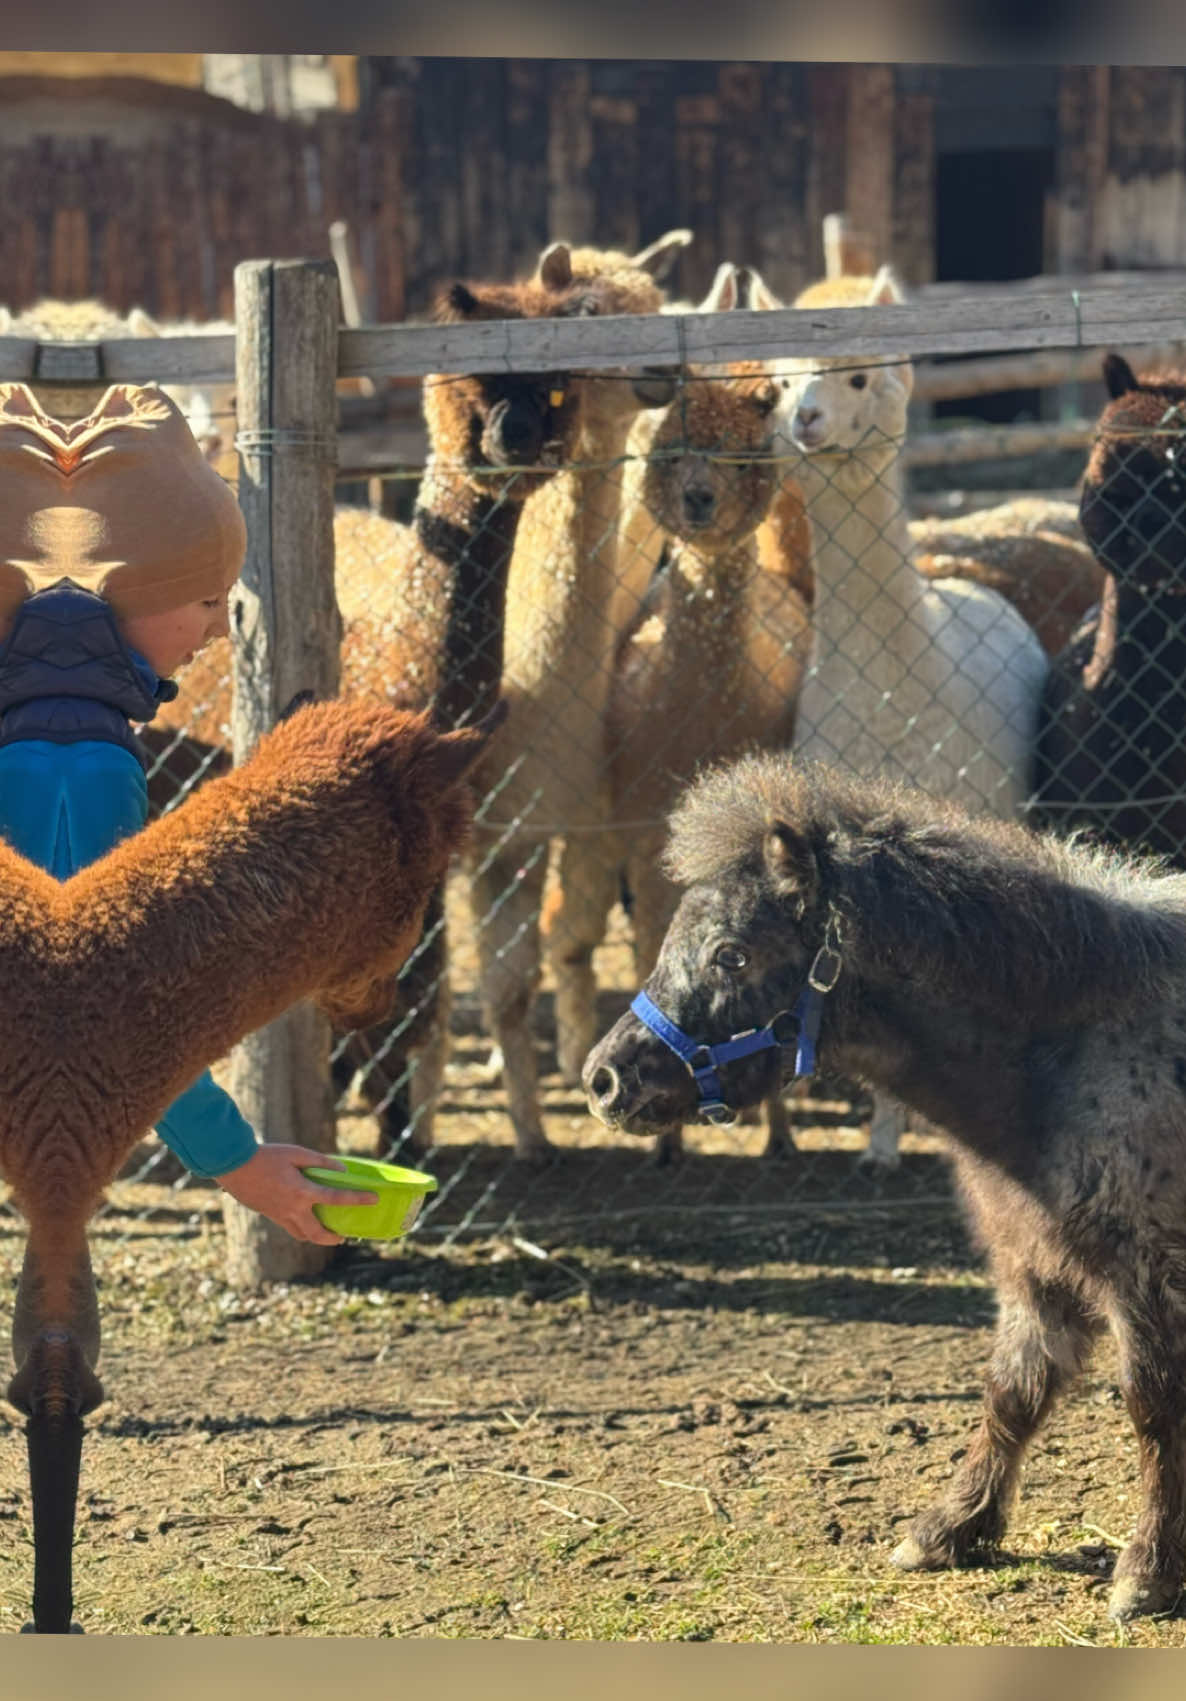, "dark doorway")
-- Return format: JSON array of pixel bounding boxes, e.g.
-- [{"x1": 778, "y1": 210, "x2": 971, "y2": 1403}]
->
[{"x1": 932, "y1": 146, "x2": 1056, "y2": 424}]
